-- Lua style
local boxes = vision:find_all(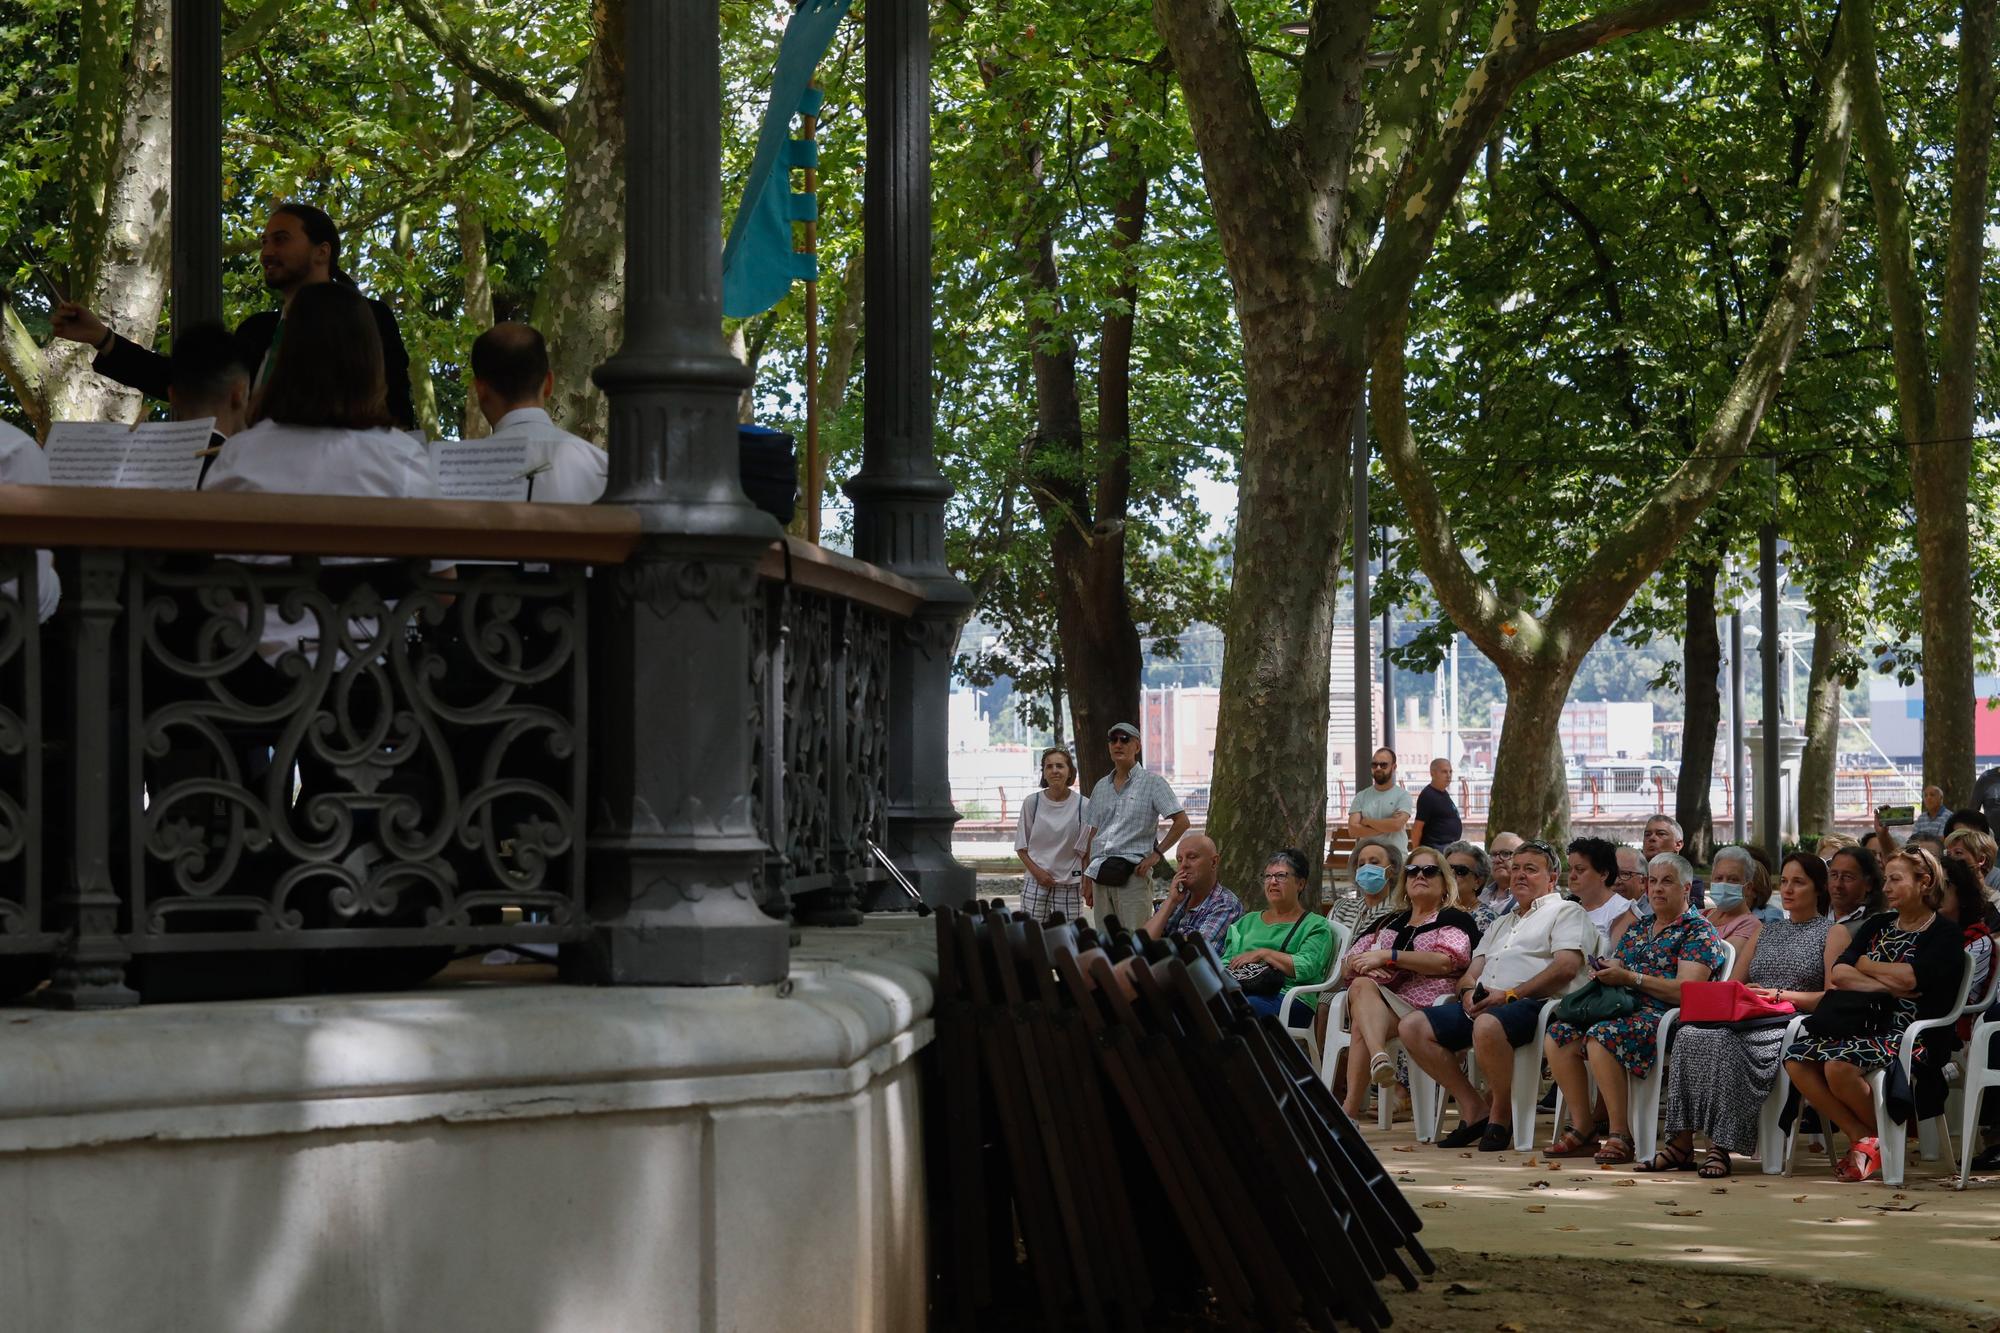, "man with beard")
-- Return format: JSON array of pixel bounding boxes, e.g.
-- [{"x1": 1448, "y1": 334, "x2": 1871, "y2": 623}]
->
[{"x1": 53, "y1": 202, "x2": 416, "y2": 430}]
